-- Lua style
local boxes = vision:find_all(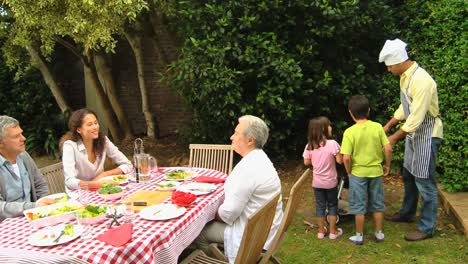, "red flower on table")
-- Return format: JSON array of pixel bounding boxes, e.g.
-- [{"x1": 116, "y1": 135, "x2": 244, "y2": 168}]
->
[{"x1": 171, "y1": 191, "x2": 196, "y2": 207}]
